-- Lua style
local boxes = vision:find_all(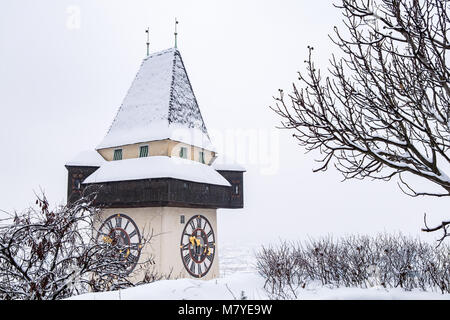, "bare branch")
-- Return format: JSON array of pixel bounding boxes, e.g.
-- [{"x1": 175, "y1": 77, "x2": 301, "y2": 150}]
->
[{"x1": 271, "y1": 0, "x2": 450, "y2": 242}]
